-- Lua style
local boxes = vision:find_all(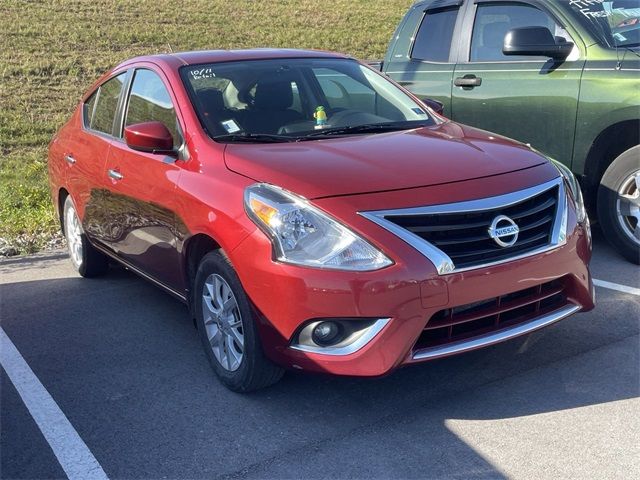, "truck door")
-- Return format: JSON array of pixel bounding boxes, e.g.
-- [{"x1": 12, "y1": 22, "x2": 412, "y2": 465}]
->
[
  {"x1": 384, "y1": 0, "x2": 466, "y2": 117},
  {"x1": 450, "y1": 1, "x2": 585, "y2": 164}
]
